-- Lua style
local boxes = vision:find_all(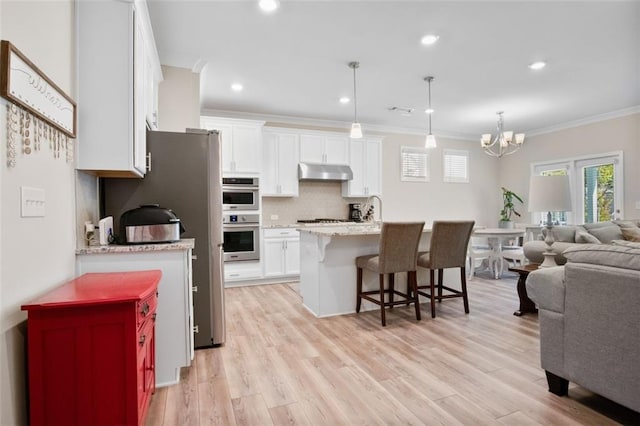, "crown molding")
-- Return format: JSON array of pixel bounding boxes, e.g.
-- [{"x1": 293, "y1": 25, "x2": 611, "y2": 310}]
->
[
  {"x1": 200, "y1": 105, "x2": 640, "y2": 142},
  {"x1": 527, "y1": 105, "x2": 640, "y2": 137},
  {"x1": 200, "y1": 108, "x2": 475, "y2": 141}
]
